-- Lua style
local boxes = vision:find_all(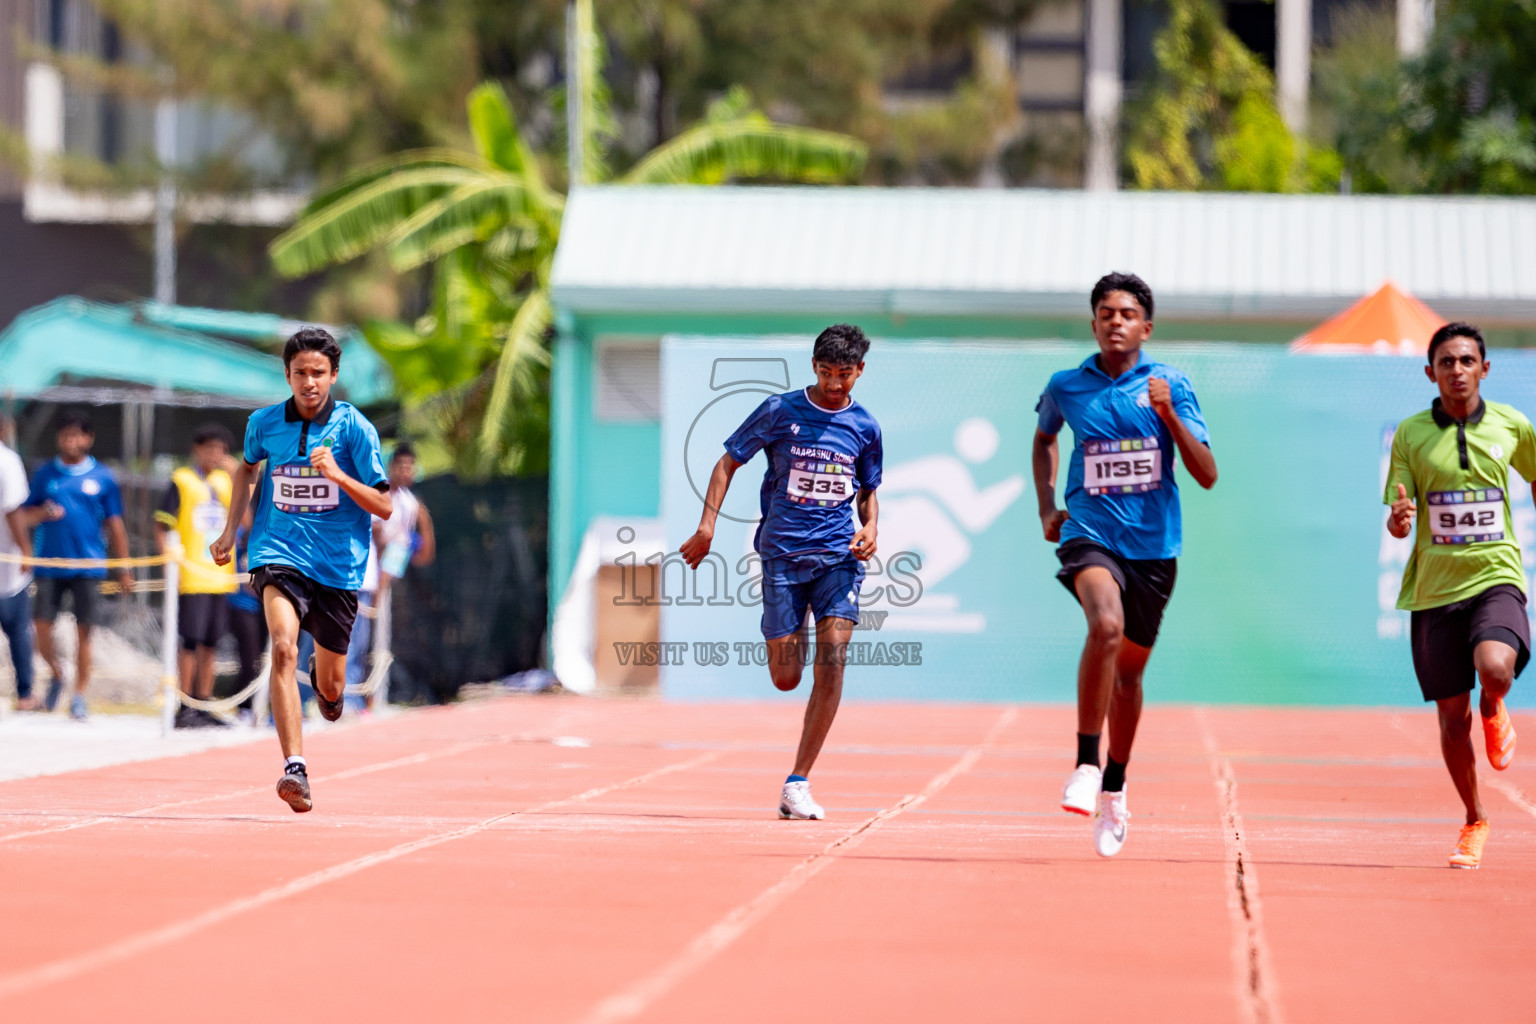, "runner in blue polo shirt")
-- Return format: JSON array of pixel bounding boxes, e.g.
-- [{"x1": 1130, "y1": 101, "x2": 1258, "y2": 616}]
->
[
  {"x1": 211, "y1": 328, "x2": 391, "y2": 813},
  {"x1": 680, "y1": 324, "x2": 882, "y2": 821},
  {"x1": 1032, "y1": 272, "x2": 1217, "y2": 858}
]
